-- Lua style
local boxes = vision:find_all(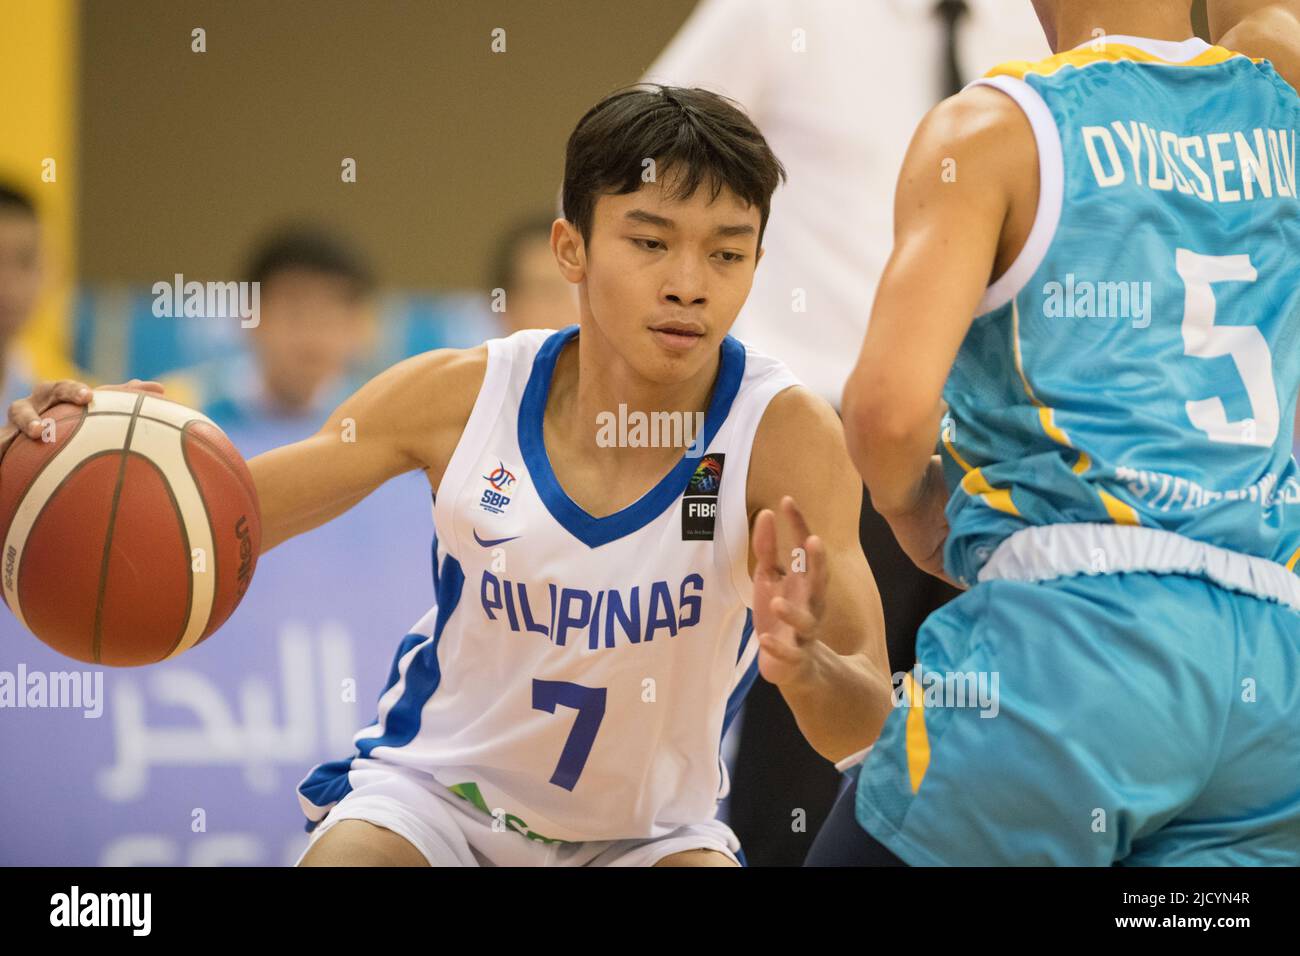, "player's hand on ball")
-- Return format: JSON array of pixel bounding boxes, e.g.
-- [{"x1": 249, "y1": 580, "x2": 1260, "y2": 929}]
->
[
  {"x1": 752, "y1": 495, "x2": 829, "y2": 688},
  {"x1": 1, "y1": 379, "x2": 166, "y2": 455}
]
